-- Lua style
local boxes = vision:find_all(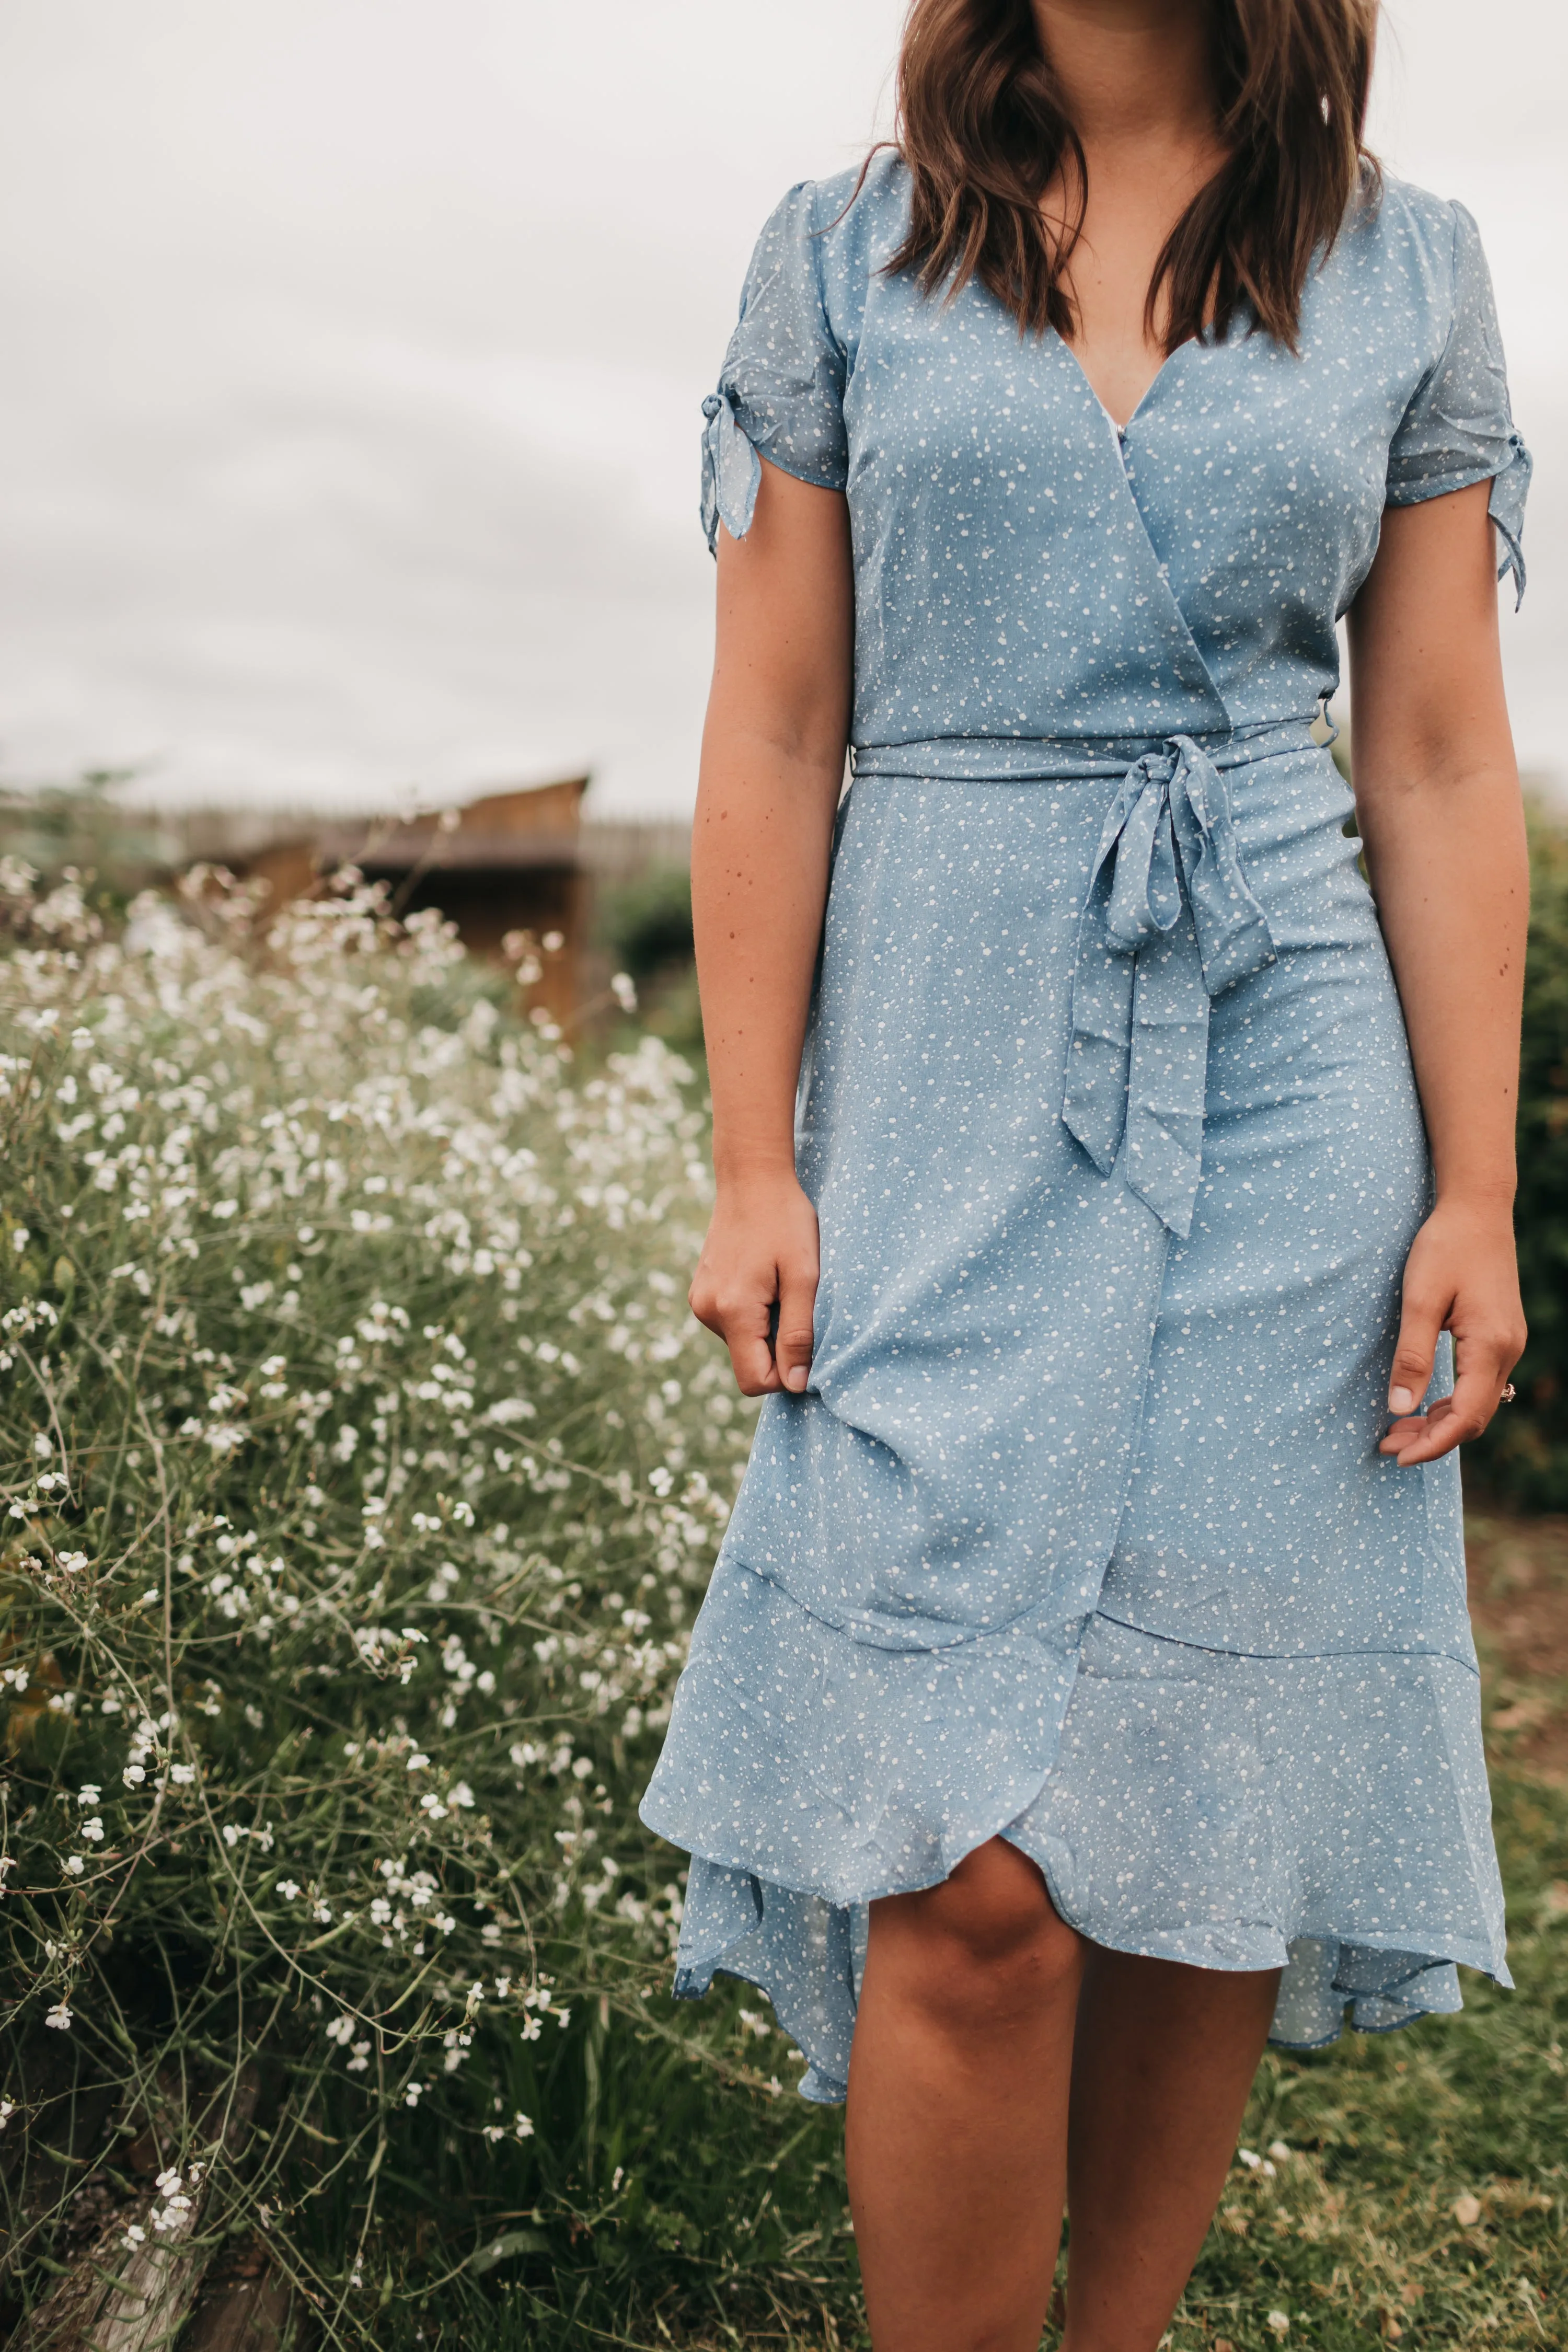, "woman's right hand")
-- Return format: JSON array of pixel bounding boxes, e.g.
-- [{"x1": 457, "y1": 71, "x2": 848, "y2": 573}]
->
[{"x1": 689, "y1": 1169, "x2": 820, "y2": 1397}]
